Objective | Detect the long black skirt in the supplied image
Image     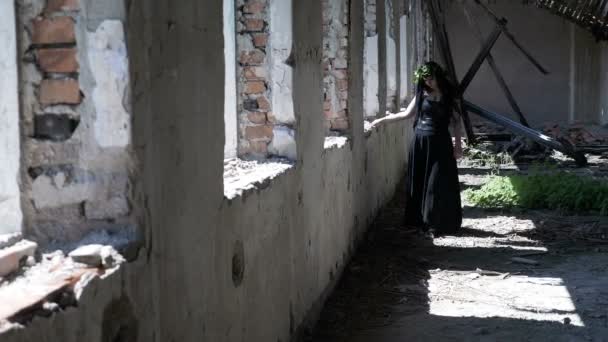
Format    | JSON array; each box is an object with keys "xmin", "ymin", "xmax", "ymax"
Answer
[{"xmin": 404, "ymin": 132, "xmax": 462, "ymax": 234}]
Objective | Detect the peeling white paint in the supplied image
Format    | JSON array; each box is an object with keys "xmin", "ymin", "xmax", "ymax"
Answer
[
  {"xmin": 0, "ymin": 1, "xmax": 22, "ymax": 234},
  {"xmin": 32, "ymin": 174, "xmax": 94, "ymax": 209},
  {"xmin": 268, "ymin": 125, "xmax": 297, "ymax": 160},
  {"xmin": 364, "ymin": 35, "xmax": 379, "ymax": 118},
  {"xmin": 88, "ymin": 20, "xmax": 131, "ymax": 148},
  {"xmin": 224, "ymin": 0, "xmax": 238, "ymax": 158},
  {"xmin": 270, "ymin": 0, "xmax": 295, "ymax": 125}
]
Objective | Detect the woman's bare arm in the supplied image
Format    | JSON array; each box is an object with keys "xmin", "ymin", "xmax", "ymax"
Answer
[{"xmin": 371, "ymin": 96, "xmax": 417, "ymax": 126}]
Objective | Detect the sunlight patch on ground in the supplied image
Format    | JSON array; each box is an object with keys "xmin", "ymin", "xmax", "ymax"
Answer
[{"xmin": 428, "ymin": 271, "xmax": 584, "ymax": 327}]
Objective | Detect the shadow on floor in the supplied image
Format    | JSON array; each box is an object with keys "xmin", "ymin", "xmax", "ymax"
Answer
[{"xmin": 307, "ymin": 177, "xmax": 608, "ymax": 342}]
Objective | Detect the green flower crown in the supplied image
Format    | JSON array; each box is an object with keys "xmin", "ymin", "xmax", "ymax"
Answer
[{"xmin": 413, "ymin": 65, "xmax": 433, "ymax": 84}]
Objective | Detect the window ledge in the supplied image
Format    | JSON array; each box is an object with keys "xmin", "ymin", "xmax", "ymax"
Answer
[
  {"xmin": 324, "ymin": 136, "xmax": 349, "ymax": 150},
  {"xmin": 224, "ymin": 158, "xmax": 295, "ymax": 200}
]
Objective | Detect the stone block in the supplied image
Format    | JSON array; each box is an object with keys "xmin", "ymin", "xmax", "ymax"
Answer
[
  {"xmin": 32, "ymin": 17, "xmax": 76, "ymax": 45},
  {"xmin": 39, "ymin": 79, "xmax": 81, "ymax": 106},
  {"xmin": 34, "ymin": 114, "xmax": 79, "ymax": 141},
  {"xmin": 69, "ymin": 244, "xmax": 123, "ymax": 268},
  {"xmin": 0, "ymin": 240, "xmax": 38, "ymax": 277},
  {"xmin": 37, "ymin": 48, "xmax": 79, "ymax": 73}
]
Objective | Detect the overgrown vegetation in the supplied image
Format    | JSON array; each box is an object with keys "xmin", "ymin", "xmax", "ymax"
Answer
[
  {"xmin": 464, "ymin": 171, "xmax": 608, "ymax": 214},
  {"xmin": 463, "ymin": 146, "xmax": 513, "ymax": 167}
]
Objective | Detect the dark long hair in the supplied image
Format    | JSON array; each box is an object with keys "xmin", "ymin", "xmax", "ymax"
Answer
[{"xmin": 414, "ymin": 61, "xmax": 456, "ymax": 114}]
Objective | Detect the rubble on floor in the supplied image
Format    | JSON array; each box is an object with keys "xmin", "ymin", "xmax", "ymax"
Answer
[{"xmin": 464, "ymin": 122, "xmax": 608, "ymax": 166}]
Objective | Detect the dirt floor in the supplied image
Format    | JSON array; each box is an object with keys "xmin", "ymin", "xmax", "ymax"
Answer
[{"xmin": 308, "ymin": 159, "xmax": 608, "ymax": 342}]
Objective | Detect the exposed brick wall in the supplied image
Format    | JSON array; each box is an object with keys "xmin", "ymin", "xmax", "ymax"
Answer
[
  {"xmin": 322, "ymin": 0, "xmax": 350, "ymax": 134},
  {"xmin": 17, "ymin": 0, "xmax": 134, "ymax": 244},
  {"xmin": 365, "ymin": 0, "xmax": 377, "ymax": 38},
  {"xmin": 236, "ymin": 0, "xmax": 273, "ymax": 158}
]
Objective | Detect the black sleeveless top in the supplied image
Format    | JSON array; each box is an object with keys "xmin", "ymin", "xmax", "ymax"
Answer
[{"xmin": 415, "ymin": 95, "xmax": 452, "ymax": 136}]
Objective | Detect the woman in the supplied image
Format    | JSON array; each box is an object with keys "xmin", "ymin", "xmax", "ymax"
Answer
[{"xmin": 371, "ymin": 61, "xmax": 463, "ymax": 237}]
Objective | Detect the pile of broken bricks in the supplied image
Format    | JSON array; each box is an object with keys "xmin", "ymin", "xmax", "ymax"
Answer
[{"xmin": 0, "ymin": 233, "xmax": 125, "ymax": 330}]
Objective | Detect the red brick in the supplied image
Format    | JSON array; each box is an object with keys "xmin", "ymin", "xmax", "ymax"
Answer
[
  {"xmin": 239, "ymin": 50, "xmax": 265, "ymax": 65},
  {"xmin": 257, "ymin": 96, "xmax": 270, "ymax": 111},
  {"xmin": 252, "ymin": 33, "xmax": 268, "ymax": 48},
  {"xmin": 32, "ymin": 17, "xmax": 76, "ymax": 45},
  {"xmin": 244, "ymin": 19, "xmax": 264, "ymax": 31},
  {"xmin": 243, "ymin": 66, "xmax": 266, "ymax": 80},
  {"xmin": 39, "ymin": 79, "xmax": 81, "ymax": 105},
  {"xmin": 331, "ymin": 117, "xmax": 349, "ymax": 131},
  {"xmin": 244, "ymin": 1, "xmax": 266, "ymax": 14},
  {"xmin": 249, "ymin": 141, "xmax": 268, "ymax": 154},
  {"xmin": 245, "ymin": 81, "xmax": 266, "ymax": 94},
  {"xmin": 245, "ymin": 125, "xmax": 273, "ymax": 140},
  {"xmin": 337, "ymin": 79, "xmax": 348, "ymax": 91},
  {"xmin": 331, "ymin": 69, "xmax": 347, "ymax": 80},
  {"xmin": 267, "ymin": 112, "xmax": 276, "ymax": 124},
  {"xmin": 247, "ymin": 112, "xmax": 267, "ymax": 124},
  {"xmin": 45, "ymin": 0, "xmax": 80, "ymax": 12},
  {"xmin": 37, "ymin": 48, "xmax": 79, "ymax": 73}
]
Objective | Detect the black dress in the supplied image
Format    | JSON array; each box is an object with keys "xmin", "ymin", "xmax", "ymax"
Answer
[{"xmin": 404, "ymin": 95, "xmax": 462, "ymax": 234}]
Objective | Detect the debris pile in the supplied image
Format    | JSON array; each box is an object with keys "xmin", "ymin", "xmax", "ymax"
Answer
[{"xmin": 543, "ymin": 124, "xmax": 608, "ymax": 147}]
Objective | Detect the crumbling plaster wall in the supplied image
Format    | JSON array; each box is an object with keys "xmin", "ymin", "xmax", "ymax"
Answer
[
  {"xmin": 385, "ymin": 0, "xmax": 398, "ymax": 113},
  {"xmin": 2, "ymin": 0, "xmax": 412, "ymax": 341},
  {"xmin": 322, "ymin": 0, "xmax": 350, "ymax": 133},
  {"xmin": 17, "ymin": 0, "xmax": 134, "ymax": 244},
  {"xmin": 363, "ymin": 0, "xmax": 380, "ymax": 118},
  {"xmin": 0, "ymin": 1, "xmax": 22, "ymax": 235},
  {"xmin": 445, "ymin": 0, "xmax": 605, "ymax": 126}
]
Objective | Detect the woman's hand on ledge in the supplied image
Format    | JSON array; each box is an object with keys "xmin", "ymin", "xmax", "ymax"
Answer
[{"xmin": 370, "ymin": 117, "xmax": 386, "ymax": 129}]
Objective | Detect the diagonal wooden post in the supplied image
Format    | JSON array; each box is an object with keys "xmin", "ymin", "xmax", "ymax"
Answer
[
  {"xmin": 428, "ymin": 0, "xmax": 476, "ymax": 144},
  {"xmin": 457, "ymin": 21, "xmax": 504, "ymax": 94},
  {"xmin": 474, "ymin": 0, "xmax": 550, "ymax": 75},
  {"xmin": 462, "ymin": 1, "xmax": 531, "ymax": 127}
]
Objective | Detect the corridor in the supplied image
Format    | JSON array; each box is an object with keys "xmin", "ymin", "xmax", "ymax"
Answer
[{"xmin": 310, "ymin": 166, "xmax": 608, "ymax": 341}]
